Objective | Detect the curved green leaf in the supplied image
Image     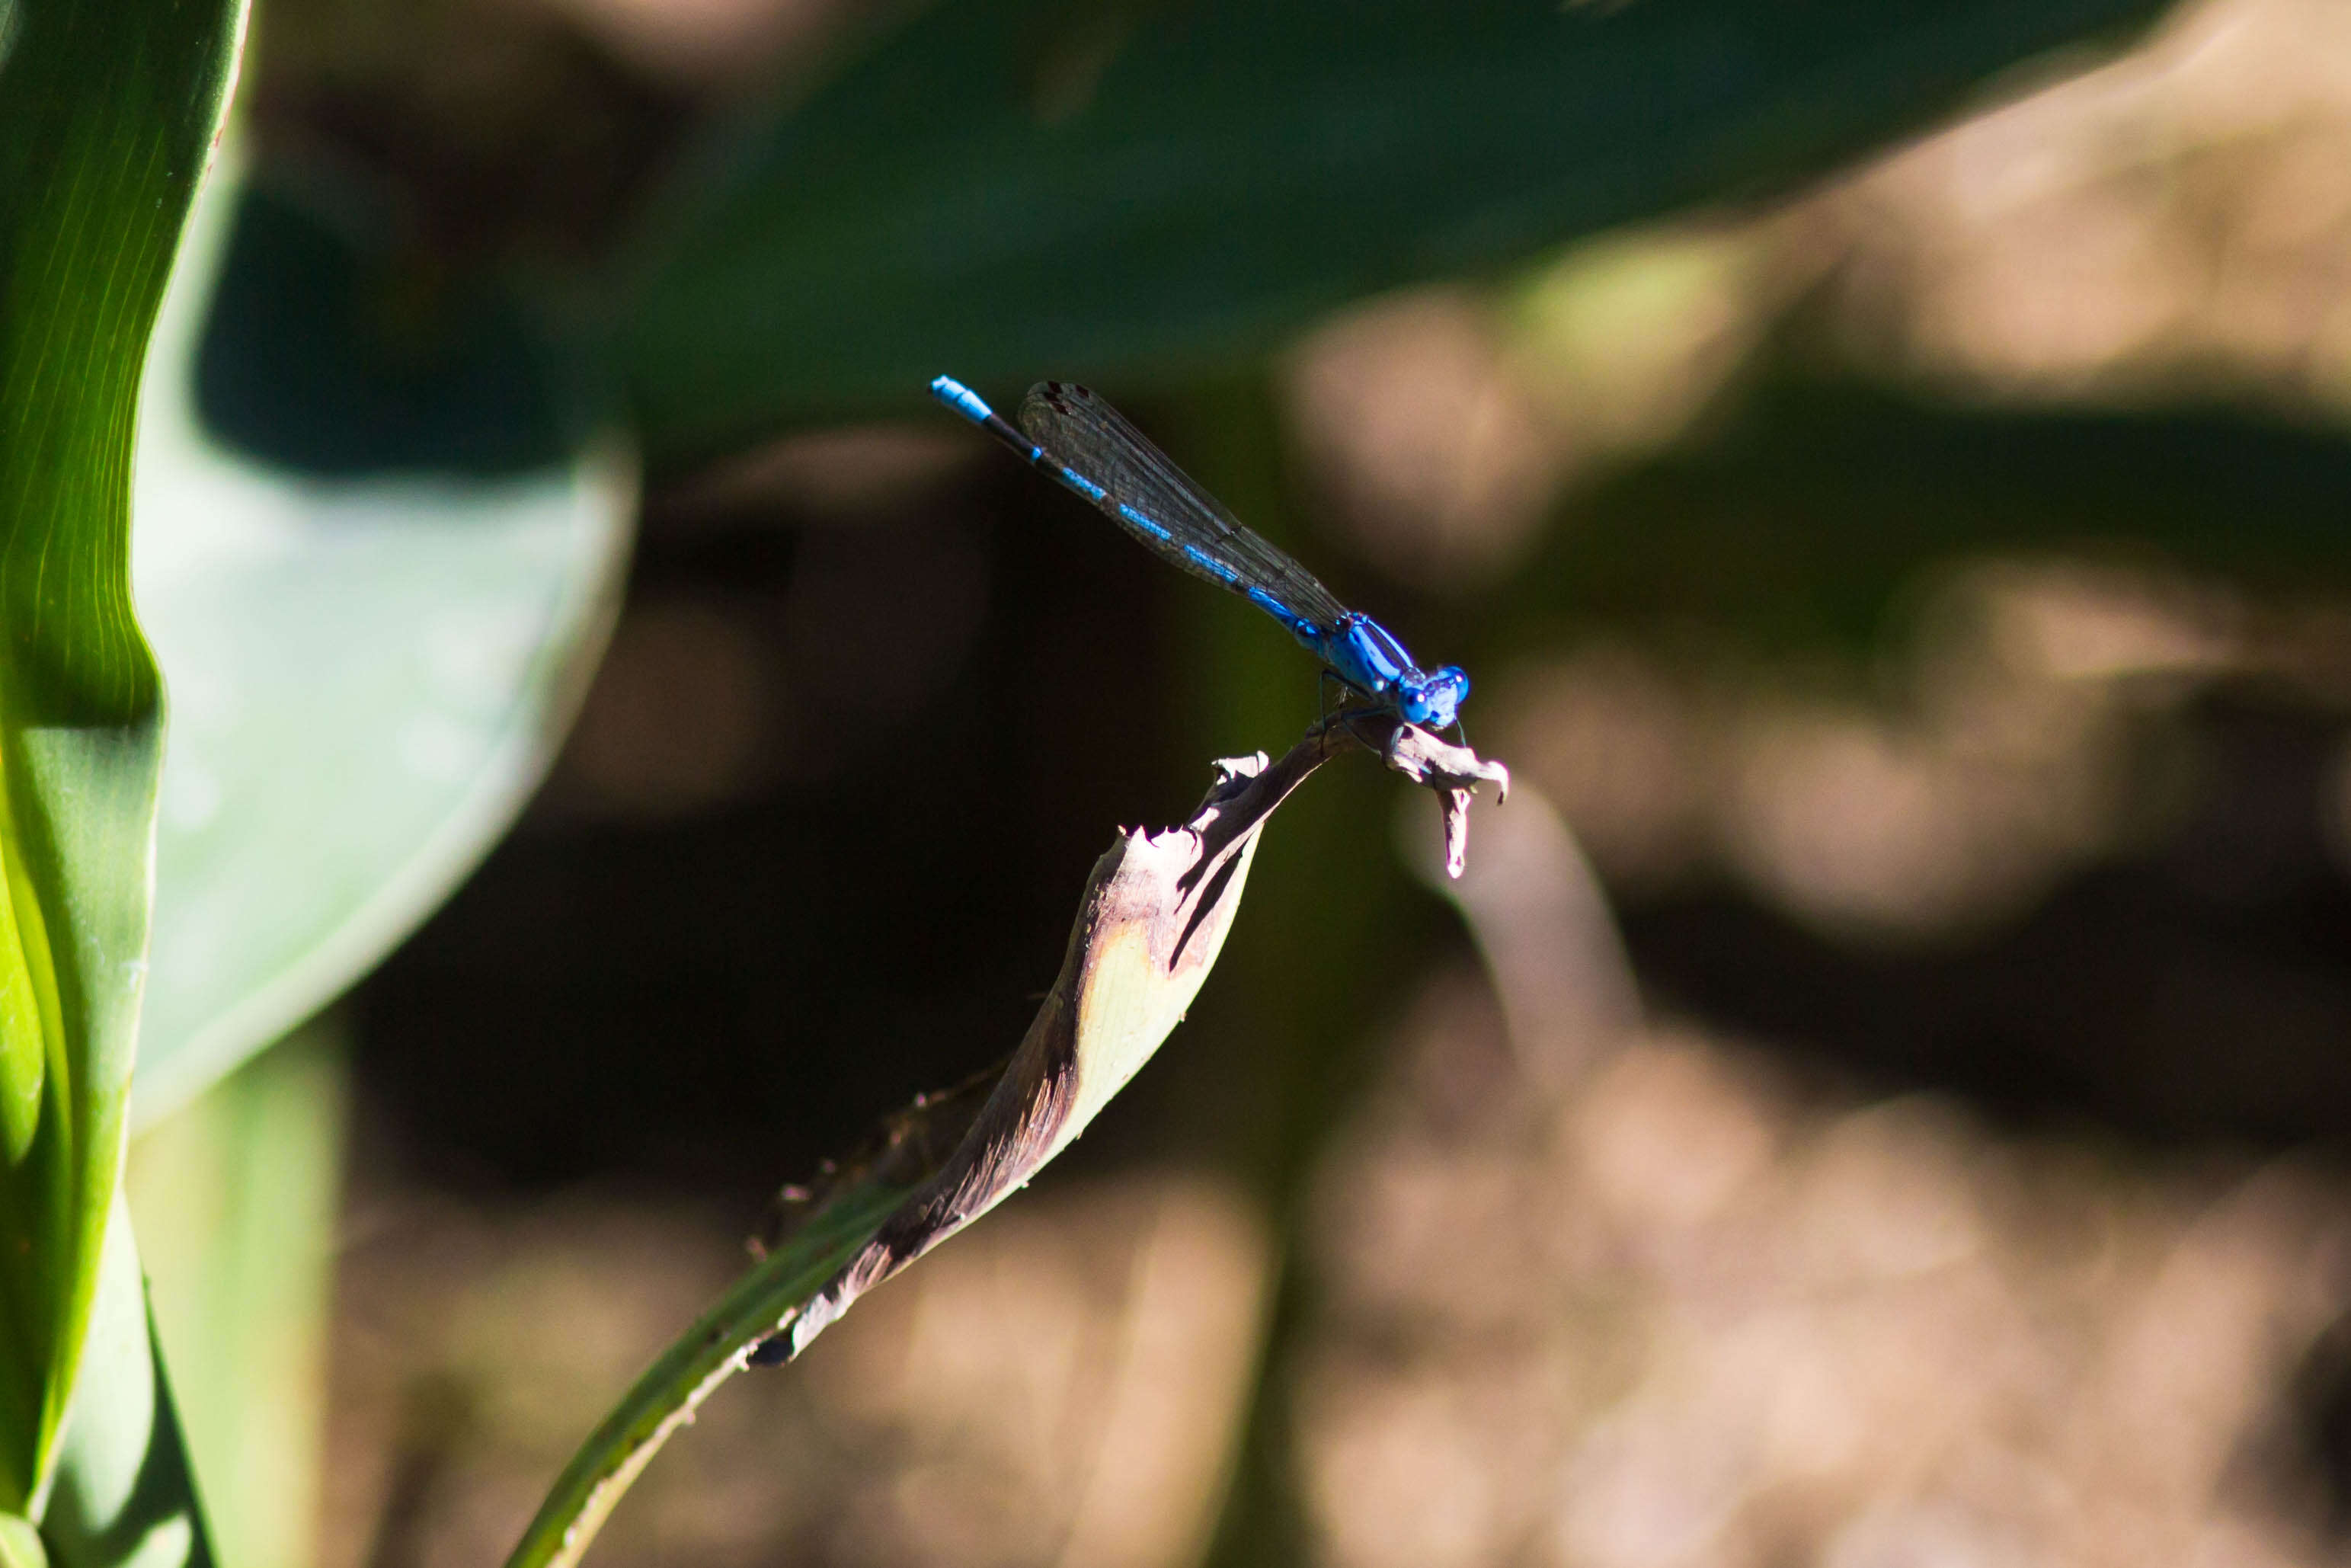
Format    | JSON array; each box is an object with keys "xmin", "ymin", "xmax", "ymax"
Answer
[
  {"xmin": 504, "ymin": 1178, "xmax": 908, "ymax": 1568},
  {"xmin": 37, "ymin": 1198, "xmax": 213, "ymax": 1568},
  {"xmin": 0, "ymin": 0, "xmax": 243, "ymax": 1509},
  {"xmin": 126, "ymin": 166, "xmax": 632, "ymax": 1126},
  {"xmin": 621, "ymin": 0, "xmax": 2166, "ymax": 463}
]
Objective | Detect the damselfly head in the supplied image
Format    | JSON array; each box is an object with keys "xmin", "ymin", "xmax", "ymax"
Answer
[{"xmin": 1400, "ymin": 666, "xmax": 1470, "ymax": 731}]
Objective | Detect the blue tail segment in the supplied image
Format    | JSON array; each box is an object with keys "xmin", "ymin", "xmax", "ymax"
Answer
[
  {"xmin": 931, "ymin": 374, "xmax": 1469, "ymax": 732},
  {"xmin": 931, "ymin": 375, "xmax": 1041, "ymax": 462},
  {"xmin": 931, "ymin": 375, "xmax": 999, "ymax": 429}
]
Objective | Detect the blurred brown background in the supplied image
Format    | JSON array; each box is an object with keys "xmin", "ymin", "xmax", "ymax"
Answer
[{"xmin": 133, "ymin": 0, "xmax": 2351, "ymax": 1564}]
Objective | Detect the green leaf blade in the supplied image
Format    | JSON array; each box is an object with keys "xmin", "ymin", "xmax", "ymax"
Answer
[
  {"xmin": 622, "ymin": 0, "xmax": 2167, "ymax": 463},
  {"xmin": 0, "ymin": 0, "xmax": 245, "ymax": 1511}
]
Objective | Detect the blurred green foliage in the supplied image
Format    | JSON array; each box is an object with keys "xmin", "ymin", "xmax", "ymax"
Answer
[
  {"xmin": 1526, "ymin": 383, "xmax": 2351, "ymax": 654},
  {"xmin": 619, "ymin": 0, "xmax": 2168, "ymax": 461},
  {"xmin": 127, "ymin": 1022, "xmax": 345, "ymax": 1568}
]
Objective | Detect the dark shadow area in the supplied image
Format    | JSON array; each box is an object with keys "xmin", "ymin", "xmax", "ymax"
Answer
[
  {"xmin": 353, "ymin": 459, "xmax": 1184, "ymax": 1194},
  {"xmin": 2285, "ymin": 1310, "xmax": 2351, "ymax": 1543},
  {"xmin": 195, "ymin": 184, "xmax": 574, "ymax": 475}
]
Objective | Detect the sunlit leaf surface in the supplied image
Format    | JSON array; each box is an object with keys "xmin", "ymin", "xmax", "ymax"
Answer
[{"xmin": 0, "ymin": 0, "xmax": 241, "ymax": 1520}]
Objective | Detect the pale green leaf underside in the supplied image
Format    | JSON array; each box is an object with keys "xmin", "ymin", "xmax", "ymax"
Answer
[{"xmin": 126, "ymin": 156, "xmax": 634, "ymax": 1128}]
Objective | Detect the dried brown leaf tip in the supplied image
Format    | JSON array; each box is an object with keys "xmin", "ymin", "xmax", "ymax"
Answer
[
  {"xmin": 1366, "ymin": 718, "xmax": 1511, "ymax": 878},
  {"xmin": 747, "ymin": 716, "xmax": 1506, "ymax": 1365}
]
